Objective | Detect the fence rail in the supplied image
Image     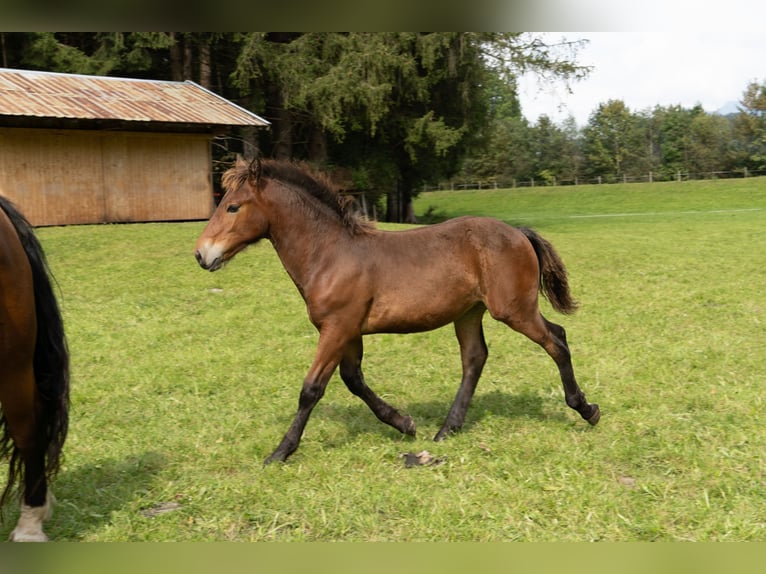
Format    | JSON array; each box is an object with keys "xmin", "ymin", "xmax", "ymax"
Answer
[{"xmin": 426, "ymin": 168, "xmax": 766, "ymax": 192}]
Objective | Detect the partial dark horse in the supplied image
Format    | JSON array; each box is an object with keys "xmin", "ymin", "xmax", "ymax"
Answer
[
  {"xmin": 0, "ymin": 196, "xmax": 69, "ymax": 541},
  {"xmin": 195, "ymin": 158, "xmax": 599, "ymax": 464}
]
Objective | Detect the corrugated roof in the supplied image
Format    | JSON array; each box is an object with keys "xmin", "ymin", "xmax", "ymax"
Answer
[{"xmin": 0, "ymin": 68, "xmax": 269, "ymax": 128}]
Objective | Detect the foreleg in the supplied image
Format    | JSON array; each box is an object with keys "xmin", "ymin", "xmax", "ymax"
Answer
[
  {"xmin": 435, "ymin": 306, "xmax": 488, "ymax": 441},
  {"xmin": 339, "ymin": 337, "xmax": 416, "ymax": 436}
]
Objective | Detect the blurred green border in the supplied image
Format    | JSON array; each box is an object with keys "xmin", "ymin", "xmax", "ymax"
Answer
[
  {"xmin": 1, "ymin": 1, "xmax": 595, "ymax": 32},
  {"xmin": 2, "ymin": 543, "xmax": 765, "ymax": 574}
]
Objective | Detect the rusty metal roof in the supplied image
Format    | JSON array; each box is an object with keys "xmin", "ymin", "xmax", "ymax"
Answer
[{"xmin": 0, "ymin": 68, "xmax": 269, "ymax": 128}]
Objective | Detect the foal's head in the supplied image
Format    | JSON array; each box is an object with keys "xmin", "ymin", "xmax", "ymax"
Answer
[
  {"xmin": 196, "ymin": 157, "xmax": 372, "ymax": 272},
  {"xmin": 195, "ymin": 157, "xmax": 268, "ymax": 272}
]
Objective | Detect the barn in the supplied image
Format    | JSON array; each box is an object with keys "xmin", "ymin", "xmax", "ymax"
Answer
[{"xmin": 0, "ymin": 68, "xmax": 269, "ymax": 226}]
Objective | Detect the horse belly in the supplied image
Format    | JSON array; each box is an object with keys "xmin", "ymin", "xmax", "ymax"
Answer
[{"xmin": 362, "ymin": 273, "xmax": 479, "ymax": 334}]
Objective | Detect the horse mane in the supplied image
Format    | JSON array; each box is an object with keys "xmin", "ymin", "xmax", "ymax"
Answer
[{"xmin": 222, "ymin": 158, "xmax": 373, "ymax": 235}]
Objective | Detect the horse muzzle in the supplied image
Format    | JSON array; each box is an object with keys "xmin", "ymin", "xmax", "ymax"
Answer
[{"xmin": 194, "ymin": 243, "xmax": 224, "ymax": 272}]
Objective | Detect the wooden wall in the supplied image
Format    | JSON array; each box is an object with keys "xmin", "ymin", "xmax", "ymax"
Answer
[{"xmin": 0, "ymin": 128, "xmax": 214, "ymax": 226}]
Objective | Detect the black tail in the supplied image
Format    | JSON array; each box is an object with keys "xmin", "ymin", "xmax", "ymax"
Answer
[
  {"xmin": 519, "ymin": 227, "xmax": 579, "ymax": 315},
  {"xmin": 0, "ymin": 197, "xmax": 70, "ymax": 507}
]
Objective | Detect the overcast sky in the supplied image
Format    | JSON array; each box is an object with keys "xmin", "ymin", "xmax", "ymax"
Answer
[{"xmin": 517, "ymin": 32, "xmax": 764, "ymax": 127}]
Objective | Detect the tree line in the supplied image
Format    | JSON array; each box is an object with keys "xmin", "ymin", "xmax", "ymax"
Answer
[
  {"xmin": 461, "ymin": 85, "xmax": 766, "ymax": 187},
  {"xmin": 2, "ymin": 33, "xmax": 764, "ymax": 221}
]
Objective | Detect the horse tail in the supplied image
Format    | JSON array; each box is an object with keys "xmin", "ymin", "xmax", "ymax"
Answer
[
  {"xmin": 0, "ymin": 197, "xmax": 69, "ymax": 507},
  {"xmin": 519, "ymin": 227, "xmax": 579, "ymax": 315}
]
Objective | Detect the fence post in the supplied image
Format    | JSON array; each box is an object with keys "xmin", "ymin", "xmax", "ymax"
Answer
[{"xmin": 649, "ymin": 171, "xmax": 653, "ymax": 183}]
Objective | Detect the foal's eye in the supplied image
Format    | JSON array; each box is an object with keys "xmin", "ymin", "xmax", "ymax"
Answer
[{"xmin": 226, "ymin": 204, "xmax": 240, "ymax": 214}]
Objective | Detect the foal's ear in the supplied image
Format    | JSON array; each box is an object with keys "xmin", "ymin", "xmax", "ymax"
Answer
[{"xmin": 247, "ymin": 157, "xmax": 262, "ymax": 185}]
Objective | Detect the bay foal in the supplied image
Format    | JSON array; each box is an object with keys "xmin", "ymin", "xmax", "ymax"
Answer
[{"xmin": 195, "ymin": 158, "xmax": 599, "ymax": 464}]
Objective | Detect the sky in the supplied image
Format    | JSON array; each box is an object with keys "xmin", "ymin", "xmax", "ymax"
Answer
[{"xmin": 517, "ymin": 32, "xmax": 765, "ymax": 127}]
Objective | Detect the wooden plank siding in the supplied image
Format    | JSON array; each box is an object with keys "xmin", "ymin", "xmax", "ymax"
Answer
[{"xmin": 0, "ymin": 128, "xmax": 214, "ymax": 226}]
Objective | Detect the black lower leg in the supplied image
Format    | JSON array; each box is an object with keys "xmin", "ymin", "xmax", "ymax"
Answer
[
  {"xmin": 435, "ymin": 311, "xmax": 488, "ymax": 441},
  {"xmin": 434, "ymin": 377, "xmax": 481, "ymax": 441},
  {"xmin": 264, "ymin": 379, "xmax": 326, "ymax": 465},
  {"xmin": 545, "ymin": 319, "xmax": 600, "ymax": 425},
  {"xmin": 23, "ymin": 449, "xmax": 47, "ymax": 507},
  {"xmin": 562, "ymin": 368, "xmax": 600, "ymax": 425},
  {"xmin": 340, "ymin": 359, "xmax": 416, "ymax": 436}
]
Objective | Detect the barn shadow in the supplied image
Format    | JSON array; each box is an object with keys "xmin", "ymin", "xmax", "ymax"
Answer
[{"xmin": 6, "ymin": 451, "xmax": 168, "ymax": 541}]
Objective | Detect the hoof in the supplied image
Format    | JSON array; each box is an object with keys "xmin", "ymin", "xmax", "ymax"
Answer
[
  {"xmin": 402, "ymin": 415, "xmax": 417, "ymax": 437},
  {"xmin": 9, "ymin": 499, "xmax": 52, "ymax": 542},
  {"xmin": 9, "ymin": 529, "xmax": 48, "ymax": 542},
  {"xmin": 263, "ymin": 452, "xmax": 287, "ymax": 466},
  {"xmin": 433, "ymin": 426, "xmax": 458, "ymax": 442},
  {"xmin": 586, "ymin": 404, "xmax": 601, "ymax": 426}
]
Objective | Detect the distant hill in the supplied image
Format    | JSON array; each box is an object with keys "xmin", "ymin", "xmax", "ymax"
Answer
[{"xmin": 714, "ymin": 101, "xmax": 740, "ymax": 116}]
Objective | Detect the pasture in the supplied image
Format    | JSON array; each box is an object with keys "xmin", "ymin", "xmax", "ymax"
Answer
[{"xmin": 2, "ymin": 177, "xmax": 765, "ymax": 541}]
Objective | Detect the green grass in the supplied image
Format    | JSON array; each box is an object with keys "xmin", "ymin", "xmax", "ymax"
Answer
[
  {"xmin": 2, "ymin": 177, "xmax": 765, "ymax": 541},
  {"xmin": 418, "ymin": 177, "xmax": 766, "ymax": 232}
]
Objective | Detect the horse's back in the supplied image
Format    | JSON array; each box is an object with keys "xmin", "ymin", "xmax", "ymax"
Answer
[
  {"xmin": 378, "ymin": 216, "xmax": 536, "ymax": 274},
  {"xmin": 376, "ymin": 215, "xmax": 525, "ymax": 250}
]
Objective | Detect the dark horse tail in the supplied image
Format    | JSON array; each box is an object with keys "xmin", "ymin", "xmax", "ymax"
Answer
[
  {"xmin": 519, "ymin": 227, "xmax": 579, "ymax": 315},
  {"xmin": 0, "ymin": 197, "xmax": 69, "ymax": 507}
]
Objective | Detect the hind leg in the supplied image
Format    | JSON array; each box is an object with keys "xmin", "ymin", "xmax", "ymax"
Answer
[
  {"xmin": 542, "ymin": 318, "xmax": 600, "ymax": 424},
  {"xmin": 339, "ymin": 337, "xmax": 416, "ymax": 436},
  {"xmin": 12, "ymin": 441, "xmax": 51, "ymax": 542},
  {"xmin": 540, "ymin": 315, "xmax": 601, "ymax": 425},
  {"xmin": 498, "ymin": 310, "xmax": 600, "ymax": 425},
  {"xmin": 2, "ymin": 366, "xmax": 52, "ymax": 542},
  {"xmin": 435, "ymin": 306, "xmax": 488, "ymax": 441}
]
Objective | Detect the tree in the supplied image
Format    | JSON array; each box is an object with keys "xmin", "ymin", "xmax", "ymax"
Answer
[
  {"xmin": 2, "ymin": 32, "xmax": 238, "ymax": 91},
  {"xmin": 457, "ymin": 68, "xmax": 531, "ymax": 183},
  {"xmin": 656, "ymin": 104, "xmax": 696, "ymax": 178},
  {"xmin": 582, "ymin": 99, "xmax": 641, "ymax": 181},
  {"xmin": 232, "ymin": 32, "xmax": 590, "ymax": 221},
  {"xmin": 4, "ymin": 33, "xmax": 172, "ymax": 77},
  {"xmin": 733, "ymin": 80, "xmax": 766, "ymax": 171},
  {"xmin": 529, "ymin": 115, "xmax": 582, "ymax": 184},
  {"xmin": 231, "ymin": 33, "xmax": 483, "ymax": 220},
  {"xmin": 687, "ymin": 112, "xmax": 734, "ymax": 175}
]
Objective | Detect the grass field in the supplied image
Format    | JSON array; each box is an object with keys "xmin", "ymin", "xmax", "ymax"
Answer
[{"xmin": 3, "ymin": 177, "xmax": 765, "ymax": 541}]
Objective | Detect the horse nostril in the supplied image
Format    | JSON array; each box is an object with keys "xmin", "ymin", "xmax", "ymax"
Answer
[{"xmin": 194, "ymin": 250, "xmax": 204, "ymax": 266}]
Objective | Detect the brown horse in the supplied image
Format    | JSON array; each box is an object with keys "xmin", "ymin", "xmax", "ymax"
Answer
[
  {"xmin": 0, "ymin": 196, "xmax": 69, "ymax": 541},
  {"xmin": 195, "ymin": 158, "xmax": 599, "ymax": 465}
]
